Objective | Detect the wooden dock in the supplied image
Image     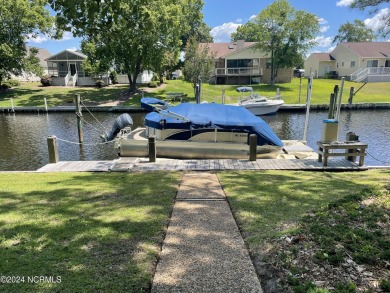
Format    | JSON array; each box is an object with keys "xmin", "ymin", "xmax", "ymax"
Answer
[{"xmin": 36, "ymin": 157, "xmax": 367, "ymax": 172}]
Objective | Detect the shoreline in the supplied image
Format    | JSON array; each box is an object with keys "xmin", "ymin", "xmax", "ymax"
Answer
[{"xmin": 1, "ymin": 102, "xmax": 390, "ymax": 113}]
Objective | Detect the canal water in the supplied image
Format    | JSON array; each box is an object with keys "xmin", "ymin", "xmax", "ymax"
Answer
[{"xmin": 0, "ymin": 109, "xmax": 389, "ymax": 171}]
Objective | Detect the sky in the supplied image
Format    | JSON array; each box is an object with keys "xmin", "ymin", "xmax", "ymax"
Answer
[{"xmin": 27, "ymin": 0, "xmax": 389, "ymax": 56}]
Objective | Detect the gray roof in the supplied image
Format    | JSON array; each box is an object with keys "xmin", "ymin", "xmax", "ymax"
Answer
[
  {"xmin": 339, "ymin": 42, "xmax": 390, "ymax": 58},
  {"xmin": 45, "ymin": 49, "xmax": 87, "ymax": 61}
]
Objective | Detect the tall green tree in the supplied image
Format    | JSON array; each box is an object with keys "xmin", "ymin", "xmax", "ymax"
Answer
[
  {"xmin": 350, "ymin": 0, "xmax": 390, "ymax": 37},
  {"xmin": 183, "ymin": 36, "xmax": 214, "ymax": 94},
  {"xmin": 0, "ymin": 0, "xmax": 54, "ymax": 86},
  {"xmin": 231, "ymin": 0, "xmax": 319, "ymax": 85},
  {"xmin": 50, "ymin": 0, "xmax": 209, "ymax": 92},
  {"xmin": 333, "ymin": 20, "xmax": 376, "ymax": 44}
]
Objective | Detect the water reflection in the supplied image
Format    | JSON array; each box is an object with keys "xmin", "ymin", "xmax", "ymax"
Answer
[{"xmin": 0, "ymin": 109, "xmax": 389, "ymax": 171}]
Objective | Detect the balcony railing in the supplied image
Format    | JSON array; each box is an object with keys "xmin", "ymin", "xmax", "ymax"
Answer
[{"xmin": 215, "ymin": 67, "xmax": 262, "ymax": 76}]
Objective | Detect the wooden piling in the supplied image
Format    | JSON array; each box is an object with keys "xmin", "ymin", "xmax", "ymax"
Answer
[
  {"xmin": 148, "ymin": 136, "xmax": 156, "ymax": 162},
  {"xmin": 47, "ymin": 136, "xmax": 59, "ymax": 163},
  {"xmin": 75, "ymin": 94, "xmax": 83, "ymax": 143},
  {"xmin": 249, "ymin": 134, "xmax": 257, "ymax": 161}
]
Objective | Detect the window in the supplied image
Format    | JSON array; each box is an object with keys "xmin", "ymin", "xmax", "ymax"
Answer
[
  {"xmin": 351, "ymin": 61, "xmax": 356, "ymax": 68},
  {"xmin": 342, "ymin": 62, "xmax": 345, "ymax": 67},
  {"xmin": 227, "ymin": 59, "xmax": 257, "ymax": 68},
  {"xmin": 367, "ymin": 60, "xmax": 378, "ymax": 67}
]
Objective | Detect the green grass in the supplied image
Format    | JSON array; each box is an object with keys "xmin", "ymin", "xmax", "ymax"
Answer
[
  {"xmin": 1, "ymin": 78, "xmax": 390, "ymax": 108},
  {"xmin": 0, "ymin": 82, "xmax": 131, "ymax": 107},
  {"xmin": 0, "ymin": 172, "xmax": 180, "ymax": 292},
  {"xmin": 218, "ymin": 170, "xmax": 390, "ymax": 292},
  {"xmin": 126, "ymin": 78, "xmax": 390, "ymax": 105}
]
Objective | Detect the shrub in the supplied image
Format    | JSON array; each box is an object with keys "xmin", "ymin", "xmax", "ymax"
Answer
[
  {"xmin": 148, "ymin": 81, "xmax": 158, "ymax": 88},
  {"xmin": 151, "ymin": 73, "xmax": 159, "ymax": 81},
  {"xmin": 0, "ymin": 83, "xmax": 11, "ymax": 90},
  {"xmin": 5, "ymin": 79, "xmax": 20, "ymax": 87},
  {"xmin": 109, "ymin": 71, "xmax": 118, "ymax": 84},
  {"xmin": 40, "ymin": 75, "xmax": 52, "ymax": 86},
  {"xmin": 95, "ymin": 79, "xmax": 105, "ymax": 88}
]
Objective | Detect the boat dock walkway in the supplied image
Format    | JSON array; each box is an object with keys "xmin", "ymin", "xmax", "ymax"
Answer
[{"xmin": 37, "ymin": 157, "xmax": 367, "ymax": 172}]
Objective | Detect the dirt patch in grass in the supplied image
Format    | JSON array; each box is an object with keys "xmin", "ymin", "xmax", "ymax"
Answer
[{"xmin": 256, "ymin": 186, "xmax": 390, "ymax": 293}]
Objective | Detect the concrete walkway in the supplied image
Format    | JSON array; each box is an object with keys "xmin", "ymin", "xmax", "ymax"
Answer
[{"xmin": 151, "ymin": 172, "xmax": 263, "ymax": 293}]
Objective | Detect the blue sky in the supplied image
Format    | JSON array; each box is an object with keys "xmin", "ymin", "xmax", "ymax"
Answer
[{"xmin": 27, "ymin": 0, "xmax": 389, "ymax": 55}]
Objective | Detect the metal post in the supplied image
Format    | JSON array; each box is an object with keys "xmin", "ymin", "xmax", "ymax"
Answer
[
  {"xmin": 222, "ymin": 89, "xmax": 225, "ymax": 104},
  {"xmin": 303, "ymin": 74, "xmax": 313, "ymax": 141},
  {"xmin": 276, "ymin": 88, "xmax": 280, "ymax": 99},
  {"xmin": 249, "ymin": 134, "xmax": 257, "ymax": 161},
  {"xmin": 44, "ymin": 97, "xmax": 48, "ymax": 112},
  {"xmin": 47, "ymin": 136, "xmax": 59, "ymax": 163},
  {"xmin": 298, "ymin": 75, "xmax": 302, "ymax": 103},
  {"xmin": 148, "ymin": 136, "xmax": 156, "ymax": 162},
  {"xmin": 10, "ymin": 98, "xmax": 15, "ymax": 112},
  {"xmin": 75, "ymin": 94, "xmax": 83, "ymax": 143}
]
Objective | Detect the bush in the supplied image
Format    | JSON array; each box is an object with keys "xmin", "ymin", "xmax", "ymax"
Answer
[
  {"xmin": 148, "ymin": 81, "xmax": 158, "ymax": 88},
  {"xmin": 0, "ymin": 83, "xmax": 11, "ymax": 90},
  {"xmin": 95, "ymin": 79, "xmax": 105, "ymax": 88},
  {"xmin": 40, "ymin": 75, "xmax": 52, "ymax": 86},
  {"xmin": 151, "ymin": 74, "xmax": 159, "ymax": 82},
  {"xmin": 5, "ymin": 79, "xmax": 20, "ymax": 87},
  {"xmin": 109, "ymin": 71, "xmax": 118, "ymax": 84}
]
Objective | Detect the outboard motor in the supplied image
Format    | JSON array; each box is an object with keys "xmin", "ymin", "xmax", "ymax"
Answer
[{"xmin": 104, "ymin": 113, "xmax": 133, "ymax": 141}]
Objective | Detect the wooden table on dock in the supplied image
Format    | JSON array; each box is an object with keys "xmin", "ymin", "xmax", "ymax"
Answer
[{"xmin": 317, "ymin": 141, "xmax": 367, "ymax": 166}]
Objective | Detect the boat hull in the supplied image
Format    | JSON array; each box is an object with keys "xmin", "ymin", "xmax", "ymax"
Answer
[
  {"xmin": 117, "ymin": 139, "xmax": 281, "ymax": 159},
  {"xmin": 241, "ymin": 101, "xmax": 284, "ymax": 116}
]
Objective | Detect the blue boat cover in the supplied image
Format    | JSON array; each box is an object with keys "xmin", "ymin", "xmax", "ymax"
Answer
[
  {"xmin": 145, "ymin": 103, "xmax": 283, "ymax": 146},
  {"xmin": 141, "ymin": 97, "xmax": 169, "ymax": 112}
]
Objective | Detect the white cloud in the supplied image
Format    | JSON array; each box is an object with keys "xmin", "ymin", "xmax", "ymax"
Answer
[
  {"xmin": 59, "ymin": 31, "xmax": 74, "ymax": 41},
  {"xmin": 314, "ymin": 35, "xmax": 333, "ymax": 47},
  {"xmin": 249, "ymin": 15, "xmax": 257, "ymax": 21},
  {"xmin": 235, "ymin": 18, "xmax": 243, "ymax": 23},
  {"xmin": 211, "ymin": 22, "xmax": 241, "ymax": 43},
  {"xmin": 318, "ymin": 18, "xmax": 328, "ymax": 25},
  {"xmin": 336, "ymin": 0, "xmax": 354, "ymax": 7},
  {"xmin": 320, "ymin": 26, "xmax": 330, "ymax": 33},
  {"xmin": 26, "ymin": 34, "xmax": 49, "ymax": 44},
  {"xmin": 364, "ymin": 8, "xmax": 390, "ymax": 31}
]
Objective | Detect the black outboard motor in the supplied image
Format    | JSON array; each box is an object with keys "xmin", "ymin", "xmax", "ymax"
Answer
[{"xmin": 105, "ymin": 113, "xmax": 133, "ymax": 141}]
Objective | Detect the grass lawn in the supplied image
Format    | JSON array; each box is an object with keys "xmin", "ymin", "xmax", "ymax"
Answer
[
  {"xmin": 218, "ymin": 170, "xmax": 390, "ymax": 292},
  {"xmin": 0, "ymin": 82, "xmax": 131, "ymax": 108},
  {"xmin": 125, "ymin": 78, "xmax": 390, "ymax": 106},
  {"xmin": 1, "ymin": 78, "xmax": 389, "ymax": 108},
  {"xmin": 0, "ymin": 172, "xmax": 180, "ymax": 292}
]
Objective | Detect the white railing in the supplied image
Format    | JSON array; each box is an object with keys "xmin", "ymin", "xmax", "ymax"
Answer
[
  {"xmin": 215, "ymin": 67, "xmax": 262, "ymax": 76},
  {"xmin": 72, "ymin": 72, "xmax": 78, "ymax": 87},
  {"xmin": 351, "ymin": 67, "xmax": 390, "ymax": 82},
  {"xmin": 64, "ymin": 72, "xmax": 70, "ymax": 86}
]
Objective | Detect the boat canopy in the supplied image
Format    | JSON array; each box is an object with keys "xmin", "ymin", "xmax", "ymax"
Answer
[
  {"xmin": 140, "ymin": 97, "xmax": 169, "ymax": 112},
  {"xmin": 145, "ymin": 103, "xmax": 283, "ymax": 146}
]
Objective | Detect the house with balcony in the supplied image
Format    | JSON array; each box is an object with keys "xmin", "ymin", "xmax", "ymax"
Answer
[
  {"xmin": 45, "ymin": 49, "xmax": 153, "ymax": 87},
  {"xmin": 204, "ymin": 40, "xmax": 293, "ymax": 85},
  {"xmin": 304, "ymin": 42, "xmax": 390, "ymax": 82}
]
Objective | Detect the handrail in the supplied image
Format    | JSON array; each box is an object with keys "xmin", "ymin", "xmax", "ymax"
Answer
[
  {"xmin": 215, "ymin": 67, "xmax": 262, "ymax": 76},
  {"xmin": 72, "ymin": 72, "xmax": 78, "ymax": 87},
  {"xmin": 351, "ymin": 67, "xmax": 390, "ymax": 82},
  {"xmin": 64, "ymin": 72, "xmax": 70, "ymax": 86}
]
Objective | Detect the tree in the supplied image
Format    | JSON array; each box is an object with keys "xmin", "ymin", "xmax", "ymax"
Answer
[
  {"xmin": 50, "ymin": 0, "xmax": 209, "ymax": 92},
  {"xmin": 333, "ymin": 20, "xmax": 376, "ymax": 44},
  {"xmin": 183, "ymin": 36, "xmax": 215, "ymax": 94},
  {"xmin": 0, "ymin": 0, "xmax": 54, "ymax": 86},
  {"xmin": 231, "ymin": 0, "xmax": 319, "ymax": 85},
  {"xmin": 350, "ymin": 0, "xmax": 390, "ymax": 37}
]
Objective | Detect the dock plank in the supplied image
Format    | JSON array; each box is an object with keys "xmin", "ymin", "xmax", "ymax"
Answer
[{"xmin": 37, "ymin": 158, "xmax": 368, "ymax": 172}]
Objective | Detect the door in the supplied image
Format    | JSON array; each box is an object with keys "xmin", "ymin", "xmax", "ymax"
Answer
[{"xmin": 69, "ymin": 63, "xmax": 77, "ymax": 76}]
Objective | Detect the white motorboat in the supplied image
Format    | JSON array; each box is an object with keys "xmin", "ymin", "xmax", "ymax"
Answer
[{"xmin": 236, "ymin": 93, "xmax": 284, "ymax": 116}]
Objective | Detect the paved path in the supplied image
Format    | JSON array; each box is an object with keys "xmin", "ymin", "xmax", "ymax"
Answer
[{"xmin": 151, "ymin": 173, "xmax": 263, "ymax": 293}]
